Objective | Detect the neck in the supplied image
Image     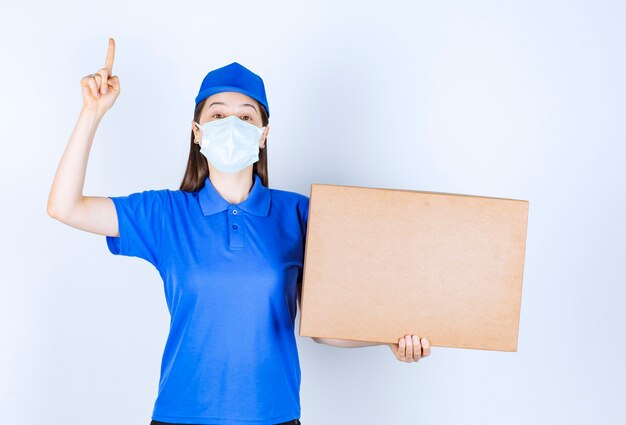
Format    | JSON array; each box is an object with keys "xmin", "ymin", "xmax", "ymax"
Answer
[{"xmin": 208, "ymin": 165, "xmax": 254, "ymax": 205}]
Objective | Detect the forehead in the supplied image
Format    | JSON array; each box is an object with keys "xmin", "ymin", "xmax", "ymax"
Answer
[
  {"xmin": 200, "ymin": 91, "xmax": 260, "ymax": 120},
  {"xmin": 204, "ymin": 91, "xmax": 258, "ymax": 108}
]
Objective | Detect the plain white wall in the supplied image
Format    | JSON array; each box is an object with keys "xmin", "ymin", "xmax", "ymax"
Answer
[{"xmin": 1, "ymin": 1, "xmax": 624, "ymax": 424}]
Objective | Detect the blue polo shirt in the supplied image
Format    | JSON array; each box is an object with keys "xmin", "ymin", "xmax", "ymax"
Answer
[{"xmin": 105, "ymin": 172, "xmax": 309, "ymax": 425}]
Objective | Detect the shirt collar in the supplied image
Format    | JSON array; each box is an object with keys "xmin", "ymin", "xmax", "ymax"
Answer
[{"xmin": 198, "ymin": 172, "xmax": 271, "ymax": 217}]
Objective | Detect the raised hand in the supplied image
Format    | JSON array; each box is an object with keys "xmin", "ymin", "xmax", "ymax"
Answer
[
  {"xmin": 80, "ymin": 37, "xmax": 120, "ymax": 113},
  {"xmin": 388, "ymin": 334, "xmax": 431, "ymax": 363}
]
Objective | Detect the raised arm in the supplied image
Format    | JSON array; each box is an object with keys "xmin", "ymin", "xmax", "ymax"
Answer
[{"xmin": 47, "ymin": 37, "xmax": 121, "ymax": 237}]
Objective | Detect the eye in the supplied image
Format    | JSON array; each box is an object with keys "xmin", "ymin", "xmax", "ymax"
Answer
[
  {"xmin": 242, "ymin": 115, "xmax": 252, "ymax": 121},
  {"xmin": 212, "ymin": 113, "xmax": 224, "ymax": 119}
]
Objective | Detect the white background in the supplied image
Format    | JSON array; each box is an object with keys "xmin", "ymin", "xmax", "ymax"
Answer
[{"xmin": 1, "ymin": 1, "xmax": 625, "ymax": 424}]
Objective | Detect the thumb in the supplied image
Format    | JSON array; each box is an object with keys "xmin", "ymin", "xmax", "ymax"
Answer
[{"xmin": 108, "ymin": 75, "xmax": 120, "ymax": 90}]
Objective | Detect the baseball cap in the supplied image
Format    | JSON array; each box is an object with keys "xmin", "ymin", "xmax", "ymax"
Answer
[{"xmin": 195, "ymin": 62, "xmax": 270, "ymax": 119}]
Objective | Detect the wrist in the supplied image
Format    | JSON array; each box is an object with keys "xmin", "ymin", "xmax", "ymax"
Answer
[{"xmin": 80, "ymin": 105, "xmax": 106, "ymax": 120}]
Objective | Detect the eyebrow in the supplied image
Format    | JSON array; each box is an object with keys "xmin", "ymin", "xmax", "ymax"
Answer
[{"xmin": 208, "ymin": 101, "xmax": 257, "ymax": 113}]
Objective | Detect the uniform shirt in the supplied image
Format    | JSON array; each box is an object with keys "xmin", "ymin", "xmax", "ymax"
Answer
[{"xmin": 105, "ymin": 172, "xmax": 309, "ymax": 425}]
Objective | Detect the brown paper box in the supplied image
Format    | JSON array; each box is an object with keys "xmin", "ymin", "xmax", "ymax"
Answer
[{"xmin": 298, "ymin": 183, "xmax": 529, "ymax": 352}]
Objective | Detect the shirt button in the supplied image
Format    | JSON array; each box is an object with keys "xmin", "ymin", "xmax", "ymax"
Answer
[
  {"xmin": 232, "ymin": 224, "xmax": 238, "ymax": 230},
  {"xmin": 232, "ymin": 209, "xmax": 238, "ymax": 215}
]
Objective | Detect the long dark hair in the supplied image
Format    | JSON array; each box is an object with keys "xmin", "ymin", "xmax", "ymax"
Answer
[{"xmin": 178, "ymin": 97, "xmax": 270, "ymax": 192}]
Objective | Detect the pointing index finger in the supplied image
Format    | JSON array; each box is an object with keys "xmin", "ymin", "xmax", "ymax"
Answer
[{"xmin": 105, "ymin": 37, "xmax": 115, "ymax": 74}]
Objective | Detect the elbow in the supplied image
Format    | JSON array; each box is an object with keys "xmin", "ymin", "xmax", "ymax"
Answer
[
  {"xmin": 47, "ymin": 192, "xmax": 63, "ymax": 219},
  {"xmin": 47, "ymin": 202, "xmax": 70, "ymax": 222},
  {"xmin": 47, "ymin": 202, "xmax": 60, "ymax": 219},
  {"xmin": 47, "ymin": 196, "xmax": 82, "ymax": 221}
]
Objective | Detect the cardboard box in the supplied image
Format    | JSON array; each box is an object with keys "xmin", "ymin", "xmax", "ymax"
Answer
[{"xmin": 298, "ymin": 183, "xmax": 529, "ymax": 352}]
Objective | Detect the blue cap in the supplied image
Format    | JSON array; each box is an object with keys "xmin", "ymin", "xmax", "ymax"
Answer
[{"xmin": 195, "ymin": 62, "xmax": 270, "ymax": 119}]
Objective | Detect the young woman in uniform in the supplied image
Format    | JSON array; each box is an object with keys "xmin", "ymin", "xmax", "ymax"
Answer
[{"xmin": 47, "ymin": 37, "xmax": 431, "ymax": 425}]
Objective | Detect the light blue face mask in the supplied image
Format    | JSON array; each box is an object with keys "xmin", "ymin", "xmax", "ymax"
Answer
[{"xmin": 193, "ymin": 115, "xmax": 265, "ymax": 174}]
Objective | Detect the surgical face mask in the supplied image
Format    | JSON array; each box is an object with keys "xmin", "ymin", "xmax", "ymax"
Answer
[{"xmin": 193, "ymin": 115, "xmax": 265, "ymax": 174}]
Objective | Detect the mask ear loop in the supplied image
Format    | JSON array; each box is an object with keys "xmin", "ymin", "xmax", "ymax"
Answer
[
  {"xmin": 258, "ymin": 126, "xmax": 267, "ymax": 149},
  {"xmin": 193, "ymin": 121, "xmax": 203, "ymax": 146}
]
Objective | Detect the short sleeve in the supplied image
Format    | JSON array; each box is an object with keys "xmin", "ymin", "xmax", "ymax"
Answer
[{"xmin": 105, "ymin": 189, "xmax": 168, "ymax": 268}]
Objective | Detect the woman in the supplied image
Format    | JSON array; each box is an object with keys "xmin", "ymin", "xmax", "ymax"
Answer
[{"xmin": 47, "ymin": 37, "xmax": 431, "ymax": 425}]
